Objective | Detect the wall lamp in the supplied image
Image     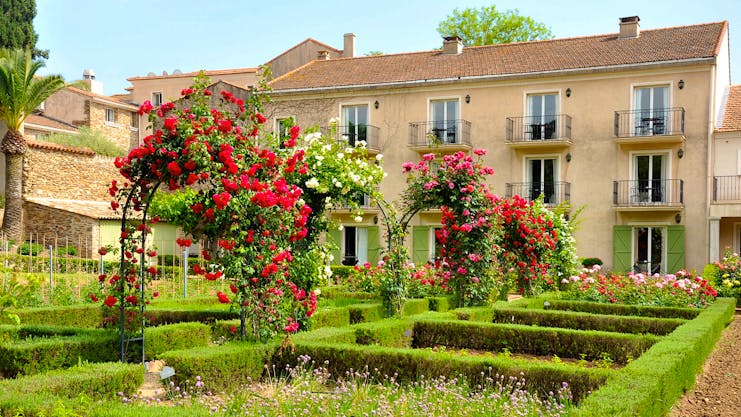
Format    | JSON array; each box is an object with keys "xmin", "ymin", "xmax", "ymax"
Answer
[
  {"xmin": 678, "ymin": 80, "xmax": 685, "ymax": 90},
  {"xmin": 677, "ymin": 148, "xmax": 684, "ymax": 159},
  {"xmin": 566, "ymin": 152, "xmax": 572, "ymax": 162},
  {"xmin": 565, "ymin": 88, "xmax": 572, "ymax": 97},
  {"xmin": 675, "ymin": 213, "xmax": 682, "ymax": 224},
  {"xmin": 373, "ymin": 215, "xmax": 379, "ymax": 224},
  {"xmin": 374, "ymin": 100, "xmax": 379, "ymax": 109},
  {"xmin": 465, "ymin": 94, "xmax": 471, "ymax": 104}
]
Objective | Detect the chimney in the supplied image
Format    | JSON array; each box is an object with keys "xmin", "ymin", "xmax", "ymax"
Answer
[
  {"xmin": 442, "ymin": 36, "xmax": 464, "ymax": 55},
  {"xmin": 619, "ymin": 16, "xmax": 640, "ymax": 39},
  {"xmin": 343, "ymin": 33, "xmax": 356, "ymax": 58},
  {"xmin": 317, "ymin": 50, "xmax": 331, "ymax": 60},
  {"xmin": 81, "ymin": 69, "xmax": 103, "ymax": 94}
]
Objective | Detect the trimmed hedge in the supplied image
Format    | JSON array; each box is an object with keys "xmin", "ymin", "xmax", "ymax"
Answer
[
  {"xmin": 144, "ymin": 322, "xmax": 211, "ymax": 359},
  {"xmin": 427, "ymin": 296, "xmax": 453, "ymax": 312},
  {"xmin": 0, "ymin": 304, "xmax": 102, "ymax": 327},
  {"xmin": 403, "ymin": 298, "xmax": 429, "ymax": 316},
  {"xmin": 349, "ymin": 303, "xmax": 384, "ymax": 324},
  {"xmin": 353, "ymin": 319, "xmax": 415, "ymax": 348},
  {"xmin": 0, "ymin": 362, "xmax": 142, "ymax": 416},
  {"xmin": 309, "ymin": 306, "xmax": 351, "ymax": 329},
  {"xmin": 571, "ymin": 297, "xmax": 736, "ymax": 417},
  {"xmin": 159, "ymin": 341, "xmax": 278, "ymax": 389},
  {"xmin": 548, "ymin": 299, "xmax": 700, "ymax": 319},
  {"xmin": 149, "ymin": 308, "xmax": 236, "ymax": 325},
  {"xmin": 413, "ymin": 320, "xmax": 659, "ymax": 364},
  {"xmin": 292, "ymin": 326, "xmax": 357, "ymax": 344},
  {"xmin": 492, "ymin": 308, "xmax": 686, "ymax": 335},
  {"xmin": 454, "ymin": 306, "xmax": 494, "ymax": 322},
  {"xmin": 275, "ymin": 340, "xmax": 610, "ymax": 403}
]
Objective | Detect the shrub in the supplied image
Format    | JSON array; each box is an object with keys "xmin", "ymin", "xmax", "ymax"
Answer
[
  {"xmin": 308, "ymin": 306, "xmax": 350, "ymax": 329},
  {"xmin": 41, "ymin": 126, "xmax": 126, "ymax": 157},
  {"xmin": 144, "ymin": 322, "xmax": 211, "ymax": 359},
  {"xmin": 18, "ymin": 242, "xmax": 44, "ymax": 256},
  {"xmin": 348, "ymin": 303, "xmax": 384, "ymax": 324},
  {"xmin": 353, "ymin": 319, "xmax": 414, "ymax": 348},
  {"xmin": 708, "ymin": 251, "xmax": 741, "ymax": 301},
  {"xmin": 580, "ymin": 257, "xmax": 603, "ymax": 268},
  {"xmin": 55, "ymin": 245, "xmax": 78, "ymax": 257},
  {"xmin": 1, "ymin": 304, "xmax": 102, "ymax": 327},
  {"xmin": 547, "ymin": 299, "xmax": 700, "ymax": 319}
]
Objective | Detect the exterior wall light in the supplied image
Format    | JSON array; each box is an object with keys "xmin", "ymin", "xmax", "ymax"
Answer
[
  {"xmin": 374, "ymin": 100, "xmax": 379, "ymax": 109},
  {"xmin": 678, "ymin": 80, "xmax": 685, "ymax": 89},
  {"xmin": 465, "ymin": 94, "xmax": 471, "ymax": 103},
  {"xmin": 566, "ymin": 88, "xmax": 572, "ymax": 97},
  {"xmin": 675, "ymin": 213, "xmax": 682, "ymax": 224},
  {"xmin": 677, "ymin": 148, "xmax": 684, "ymax": 159},
  {"xmin": 566, "ymin": 152, "xmax": 572, "ymax": 162}
]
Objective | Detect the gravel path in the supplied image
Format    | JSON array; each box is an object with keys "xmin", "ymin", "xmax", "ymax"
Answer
[{"xmin": 668, "ymin": 313, "xmax": 741, "ymax": 417}]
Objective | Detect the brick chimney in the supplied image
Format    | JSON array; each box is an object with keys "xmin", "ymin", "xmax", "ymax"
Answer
[
  {"xmin": 619, "ymin": 16, "xmax": 640, "ymax": 39},
  {"xmin": 343, "ymin": 33, "xmax": 356, "ymax": 58},
  {"xmin": 317, "ymin": 50, "xmax": 331, "ymax": 60},
  {"xmin": 443, "ymin": 36, "xmax": 464, "ymax": 55}
]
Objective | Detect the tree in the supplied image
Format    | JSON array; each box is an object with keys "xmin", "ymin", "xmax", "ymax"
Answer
[
  {"xmin": 0, "ymin": 49, "xmax": 64, "ymax": 241},
  {"xmin": 437, "ymin": 5, "xmax": 552, "ymax": 46},
  {"xmin": 0, "ymin": 0, "xmax": 48, "ymax": 59}
]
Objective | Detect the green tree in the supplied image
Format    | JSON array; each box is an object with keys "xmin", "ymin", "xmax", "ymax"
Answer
[
  {"xmin": 0, "ymin": 0, "xmax": 48, "ymax": 59},
  {"xmin": 437, "ymin": 5, "xmax": 552, "ymax": 46},
  {"xmin": 0, "ymin": 49, "xmax": 64, "ymax": 240}
]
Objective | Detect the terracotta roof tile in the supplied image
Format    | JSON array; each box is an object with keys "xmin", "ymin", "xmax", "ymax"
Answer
[
  {"xmin": 25, "ymin": 198, "xmax": 128, "ymax": 220},
  {"xmin": 127, "ymin": 67, "xmax": 258, "ymax": 81},
  {"xmin": 719, "ymin": 85, "xmax": 741, "ymax": 132},
  {"xmin": 27, "ymin": 139, "xmax": 96, "ymax": 156},
  {"xmin": 269, "ymin": 22, "xmax": 726, "ymax": 91},
  {"xmin": 24, "ymin": 114, "xmax": 78, "ymax": 133},
  {"xmin": 66, "ymin": 86, "xmax": 138, "ymax": 109}
]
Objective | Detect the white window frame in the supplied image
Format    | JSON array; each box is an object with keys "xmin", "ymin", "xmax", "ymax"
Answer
[
  {"xmin": 523, "ymin": 90, "xmax": 560, "ymax": 140},
  {"xmin": 429, "ymin": 227, "xmax": 442, "ymax": 262},
  {"xmin": 130, "ymin": 111, "xmax": 139, "ymax": 131},
  {"xmin": 152, "ymin": 92, "xmax": 163, "ymax": 107},
  {"xmin": 338, "ymin": 101, "xmax": 371, "ymax": 145},
  {"xmin": 523, "ymin": 154, "xmax": 560, "ymax": 204},
  {"xmin": 427, "ymin": 96, "xmax": 461, "ymax": 144},
  {"xmin": 631, "ymin": 225, "xmax": 667, "ymax": 275},
  {"xmin": 629, "ymin": 149, "xmax": 672, "ymax": 204},
  {"xmin": 104, "ymin": 108, "xmax": 118, "ymax": 127},
  {"xmin": 275, "ymin": 116, "xmax": 295, "ymax": 138},
  {"xmin": 342, "ymin": 226, "xmax": 368, "ymax": 265},
  {"xmin": 630, "ymin": 82, "xmax": 672, "ymax": 136},
  {"xmin": 733, "ymin": 222, "xmax": 741, "ymax": 255}
]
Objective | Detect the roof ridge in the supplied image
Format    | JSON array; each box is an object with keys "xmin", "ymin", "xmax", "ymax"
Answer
[
  {"xmin": 265, "ymin": 37, "xmax": 341, "ymax": 65},
  {"xmin": 27, "ymin": 113, "xmax": 79, "ymax": 130}
]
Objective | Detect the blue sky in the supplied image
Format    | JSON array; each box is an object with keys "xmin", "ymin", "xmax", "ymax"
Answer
[{"xmin": 35, "ymin": 0, "xmax": 740, "ymax": 96}]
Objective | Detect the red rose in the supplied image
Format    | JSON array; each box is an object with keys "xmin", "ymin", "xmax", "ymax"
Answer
[
  {"xmin": 103, "ymin": 295, "xmax": 117, "ymax": 307},
  {"xmin": 217, "ymin": 291, "xmax": 230, "ymax": 304},
  {"xmin": 138, "ymin": 100, "xmax": 154, "ymax": 115},
  {"xmin": 254, "ymin": 113, "xmax": 267, "ymax": 124},
  {"xmin": 164, "ymin": 117, "xmax": 178, "ymax": 132},
  {"xmin": 167, "ymin": 161, "xmax": 182, "ymax": 177},
  {"xmin": 289, "ymin": 125, "xmax": 300, "ymax": 140}
]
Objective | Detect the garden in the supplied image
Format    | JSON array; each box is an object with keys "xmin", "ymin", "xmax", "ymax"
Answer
[{"xmin": 0, "ymin": 76, "xmax": 737, "ymax": 417}]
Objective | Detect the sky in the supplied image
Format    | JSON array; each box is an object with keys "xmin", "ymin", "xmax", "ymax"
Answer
[{"xmin": 34, "ymin": 0, "xmax": 740, "ymax": 96}]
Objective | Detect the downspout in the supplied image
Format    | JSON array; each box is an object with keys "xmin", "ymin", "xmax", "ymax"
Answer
[{"xmin": 706, "ymin": 63, "xmax": 716, "ymax": 263}]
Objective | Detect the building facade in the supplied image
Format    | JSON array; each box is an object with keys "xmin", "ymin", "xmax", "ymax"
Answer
[{"xmin": 266, "ymin": 17, "xmax": 732, "ymax": 273}]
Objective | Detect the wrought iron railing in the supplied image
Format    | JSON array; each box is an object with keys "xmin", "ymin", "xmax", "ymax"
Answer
[
  {"xmin": 409, "ymin": 119, "xmax": 471, "ymax": 147},
  {"xmin": 713, "ymin": 176, "xmax": 741, "ymax": 201},
  {"xmin": 321, "ymin": 124, "xmax": 380, "ymax": 151},
  {"xmin": 614, "ymin": 107, "xmax": 685, "ymax": 137},
  {"xmin": 505, "ymin": 114, "xmax": 572, "ymax": 143},
  {"xmin": 613, "ymin": 179, "xmax": 684, "ymax": 206},
  {"xmin": 504, "ymin": 182, "xmax": 571, "ymax": 205}
]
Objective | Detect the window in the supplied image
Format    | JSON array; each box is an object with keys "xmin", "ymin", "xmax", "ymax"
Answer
[
  {"xmin": 633, "ymin": 226, "xmax": 665, "ymax": 274},
  {"xmin": 526, "ymin": 93, "xmax": 557, "ymax": 140},
  {"xmin": 526, "ymin": 157, "xmax": 557, "ymax": 204},
  {"xmin": 152, "ymin": 92, "xmax": 163, "ymax": 107},
  {"xmin": 105, "ymin": 108, "xmax": 116, "ymax": 124},
  {"xmin": 633, "ymin": 153, "xmax": 666, "ymax": 203},
  {"xmin": 341, "ymin": 105, "xmax": 368, "ymax": 145},
  {"xmin": 430, "ymin": 99, "xmax": 459, "ymax": 144},
  {"xmin": 431, "ymin": 227, "xmax": 444, "ymax": 261},
  {"xmin": 342, "ymin": 226, "xmax": 368, "ymax": 266},
  {"xmin": 276, "ymin": 117, "xmax": 294, "ymax": 139},
  {"xmin": 130, "ymin": 112, "xmax": 139, "ymax": 129},
  {"xmin": 634, "ymin": 86, "xmax": 669, "ymax": 136}
]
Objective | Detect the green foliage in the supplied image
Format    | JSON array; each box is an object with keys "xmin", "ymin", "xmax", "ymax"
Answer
[
  {"xmin": 580, "ymin": 257, "xmax": 603, "ymax": 268},
  {"xmin": 17, "ymin": 242, "xmax": 43, "ymax": 255},
  {"xmin": 708, "ymin": 250, "xmax": 741, "ymax": 300},
  {"xmin": 402, "ymin": 298, "xmax": 429, "ymax": 316},
  {"xmin": 0, "ymin": 304, "xmax": 102, "ymax": 327},
  {"xmin": 143, "ymin": 322, "xmax": 211, "ymax": 359},
  {"xmin": 454, "ymin": 306, "xmax": 494, "ymax": 322},
  {"xmin": 437, "ymin": 5, "xmax": 553, "ymax": 46},
  {"xmin": 426, "ymin": 296, "xmax": 453, "ymax": 312},
  {"xmin": 353, "ymin": 319, "xmax": 415, "ymax": 347},
  {"xmin": 412, "ymin": 319, "xmax": 658, "ymax": 365},
  {"xmin": 548, "ymin": 299, "xmax": 701, "ymax": 319},
  {"xmin": 308, "ymin": 306, "xmax": 350, "ymax": 329},
  {"xmin": 0, "ymin": 0, "xmax": 48, "ymax": 59},
  {"xmin": 148, "ymin": 189, "xmax": 196, "ymax": 222},
  {"xmin": 329, "ymin": 265, "xmax": 355, "ymax": 284},
  {"xmin": 55, "ymin": 245, "xmax": 78, "ymax": 257},
  {"xmin": 491, "ymin": 308, "xmax": 685, "ymax": 336},
  {"xmin": 41, "ymin": 126, "xmax": 126, "ymax": 157},
  {"xmin": 348, "ymin": 303, "xmax": 384, "ymax": 324}
]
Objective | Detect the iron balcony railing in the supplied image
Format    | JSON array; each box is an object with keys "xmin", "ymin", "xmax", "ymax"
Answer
[
  {"xmin": 613, "ymin": 179, "xmax": 684, "ymax": 206},
  {"xmin": 409, "ymin": 119, "xmax": 471, "ymax": 147},
  {"xmin": 321, "ymin": 124, "xmax": 380, "ymax": 151},
  {"xmin": 713, "ymin": 176, "xmax": 741, "ymax": 201},
  {"xmin": 505, "ymin": 114, "xmax": 572, "ymax": 143},
  {"xmin": 504, "ymin": 182, "xmax": 571, "ymax": 205},
  {"xmin": 614, "ymin": 107, "xmax": 685, "ymax": 138}
]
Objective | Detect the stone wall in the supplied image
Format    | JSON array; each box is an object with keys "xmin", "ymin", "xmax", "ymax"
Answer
[
  {"xmin": 24, "ymin": 202, "xmax": 99, "ymax": 257},
  {"xmin": 24, "ymin": 143, "xmax": 123, "ymax": 201},
  {"xmin": 89, "ymin": 102, "xmax": 139, "ymax": 150}
]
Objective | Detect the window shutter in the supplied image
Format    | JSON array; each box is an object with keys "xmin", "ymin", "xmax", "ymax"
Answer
[
  {"xmin": 613, "ymin": 226, "xmax": 632, "ymax": 273},
  {"xmin": 412, "ymin": 226, "xmax": 430, "ymax": 265},
  {"xmin": 666, "ymin": 225, "xmax": 686, "ymax": 273},
  {"xmin": 326, "ymin": 230, "xmax": 342, "ymax": 265},
  {"xmin": 367, "ymin": 226, "xmax": 380, "ymax": 265}
]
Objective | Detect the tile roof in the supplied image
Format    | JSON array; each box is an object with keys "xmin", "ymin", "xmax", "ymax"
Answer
[
  {"xmin": 66, "ymin": 86, "xmax": 138, "ymax": 109},
  {"xmin": 265, "ymin": 38, "xmax": 341, "ymax": 65},
  {"xmin": 25, "ymin": 198, "xmax": 128, "ymax": 220},
  {"xmin": 24, "ymin": 114, "xmax": 78, "ymax": 133},
  {"xmin": 127, "ymin": 67, "xmax": 258, "ymax": 81},
  {"xmin": 269, "ymin": 22, "xmax": 727, "ymax": 91},
  {"xmin": 27, "ymin": 139, "xmax": 96, "ymax": 156},
  {"xmin": 719, "ymin": 85, "xmax": 741, "ymax": 132}
]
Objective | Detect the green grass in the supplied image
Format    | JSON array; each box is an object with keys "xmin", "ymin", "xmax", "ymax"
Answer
[{"xmin": 40, "ymin": 126, "xmax": 125, "ymax": 157}]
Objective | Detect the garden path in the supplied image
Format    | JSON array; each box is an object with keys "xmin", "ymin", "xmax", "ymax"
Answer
[{"xmin": 668, "ymin": 312, "xmax": 740, "ymax": 417}]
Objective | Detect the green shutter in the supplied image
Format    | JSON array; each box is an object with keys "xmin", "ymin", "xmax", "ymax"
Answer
[
  {"xmin": 666, "ymin": 225, "xmax": 685, "ymax": 273},
  {"xmin": 367, "ymin": 226, "xmax": 380, "ymax": 265},
  {"xmin": 326, "ymin": 229, "xmax": 342, "ymax": 265},
  {"xmin": 412, "ymin": 226, "xmax": 430, "ymax": 265},
  {"xmin": 613, "ymin": 226, "xmax": 632, "ymax": 273}
]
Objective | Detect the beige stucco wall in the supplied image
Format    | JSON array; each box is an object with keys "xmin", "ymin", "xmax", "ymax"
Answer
[
  {"xmin": 267, "ymin": 43, "xmax": 342, "ymax": 79},
  {"xmin": 43, "ymin": 89, "xmax": 88, "ymax": 125},
  {"xmin": 268, "ymin": 63, "xmax": 717, "ymax": 271},
  {"xmin": 127, "ymin": 72, "xmax": 259, "ymax": 105},
  {"xmin": 24, "ymin": 146, "xmax": 122, "ymax": 201}
]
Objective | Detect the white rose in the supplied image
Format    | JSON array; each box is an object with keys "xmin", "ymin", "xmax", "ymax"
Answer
[
  {"xmin": 337, "ymin": 153, "xmax": 344, "ymax": 159},
  {"xmin": 376, "ymin": 154, "xmax": 384, "ymax": 161},
  {"xmin": 356, "ymin": 140, "xmax": 367, "ymax": 148},
  {"xmin": 305, "ymin": 177, "xmax": 320, "ymax": 189},
  {"xmin": 338, "ymin": 224, "xmax": 344, "ymax": 231},
  {"xmin": 314, "ymin": 288, "xmax": 322, "ymax": 295},
  {"xmin": 354, "ymin": 215, "xmax": 363, "ymax": 223},
  {"xmin": 315, "ymin": 155, "xmax": 324, "ymax": 161}
]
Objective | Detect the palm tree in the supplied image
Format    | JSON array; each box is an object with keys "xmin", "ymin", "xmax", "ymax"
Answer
[{"xmin": 0, "ymin": 49, "xmax": 65, "ymax": 241}]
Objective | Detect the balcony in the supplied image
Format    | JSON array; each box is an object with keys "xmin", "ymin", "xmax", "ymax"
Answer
[
  {"xmin": 505, "ymin": 182, "xmax": 571, "ymax": 206},
  {"xmin": 408, "ymin": 119, "xmax": 471, "ymax": 153},
  {"xmin": 713, "ymin": 176, "xmax": 741, "ymax": 202},
  {"xmin": 321, "ymin": 124, "xmax": 380, "ymax": 153},
  {"xmin": 505, "ymin": 114, "xmax": 573, "ymax": 149},
  {"xmin": 614, "ymin": 108, "xmax": 685, "ymax": 147},
  {"xmin": 613, "ymin": 179, "xmax": 684, "ymax": 210}
]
